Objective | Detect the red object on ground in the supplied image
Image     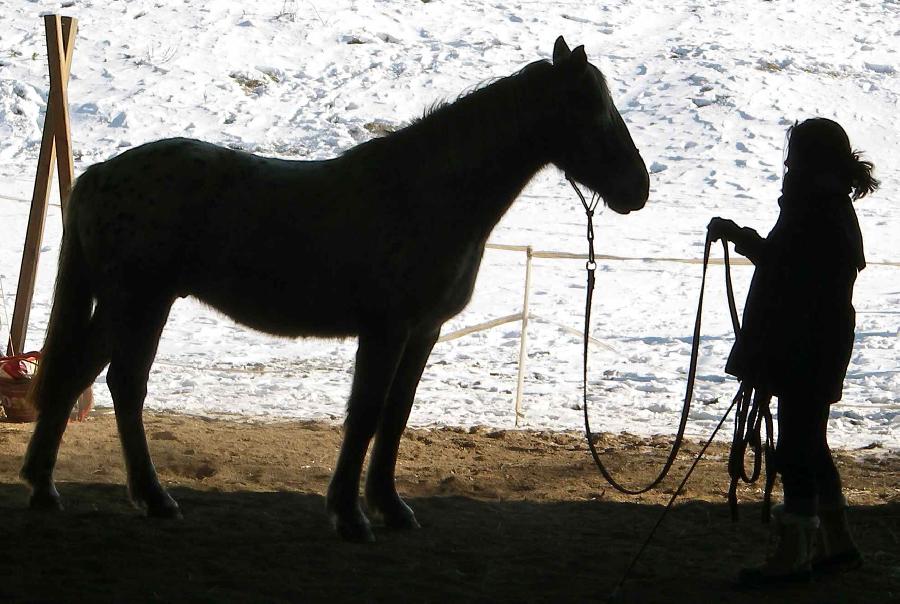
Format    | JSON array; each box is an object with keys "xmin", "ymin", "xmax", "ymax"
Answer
[
  {"xmin": 0, "ymin": 350, "xmax": 94, "ymax": 422},
  {"xmin": 0, "ymin": 351, "xmax": 42, "ymax": 422}
]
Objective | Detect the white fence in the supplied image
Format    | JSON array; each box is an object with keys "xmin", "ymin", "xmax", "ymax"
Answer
[{"xmin": 438, "ymin": 243, "xmax": 900, "ymax": 425}]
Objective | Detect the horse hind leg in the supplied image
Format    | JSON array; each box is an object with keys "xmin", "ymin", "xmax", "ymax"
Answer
[
  {"xmin": 365, "ymin": 327, "xmax": 440, "ymax": 530},
  {"xmin": 104, "ymin": 295, "xmax": 180, "ymax": 518},
  {"xmin": 21, "ymin": 305, "xmax": 112, "ymax": 510},
  {"xmin": 326, "ymin": 328, "xmax": 408, "ymax": 542}
]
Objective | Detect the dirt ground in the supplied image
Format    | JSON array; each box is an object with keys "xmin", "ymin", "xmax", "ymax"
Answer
[{"xmin": 0, "ymin": 411, "xmax": 897, "ymax": 603}]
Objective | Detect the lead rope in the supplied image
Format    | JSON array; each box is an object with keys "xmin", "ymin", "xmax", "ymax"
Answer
[
  {"xmin": 569, "ymin": 175, "xmax": 737, "ymax": 495},
  {"xmin": 566, "ymin": 177, "xmax": 775, "ymax": 599}
]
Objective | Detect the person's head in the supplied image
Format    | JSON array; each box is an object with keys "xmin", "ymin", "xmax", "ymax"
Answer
[{"xmin": 784, "ymin": 118, "xmax": 879, "ymax": 200}]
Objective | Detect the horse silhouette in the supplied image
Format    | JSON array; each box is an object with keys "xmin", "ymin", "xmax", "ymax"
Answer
[{"xmin": 22, "ymin": 36, "xmax": 649, "ymax": 542}]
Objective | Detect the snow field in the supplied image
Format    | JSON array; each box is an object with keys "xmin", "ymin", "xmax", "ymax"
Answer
[{"xmin": 0, "ymin": 0, "xmax": 897, "ymax": 449}]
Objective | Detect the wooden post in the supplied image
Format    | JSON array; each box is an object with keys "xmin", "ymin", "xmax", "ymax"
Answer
[
  {"xmin": 3, "ymin": 16, "xmax": 90, "ymax": 421},
  {"xmin": 513, "ymin": 246, "xmax": 533, "ymax": 426},
  {"xmin": 7, "ymin": 15, "xmax": 77, "ymax": 356}
]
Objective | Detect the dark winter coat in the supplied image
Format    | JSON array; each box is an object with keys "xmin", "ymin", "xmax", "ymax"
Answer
[{"xmin": 725, "ymin": 190, "xmax": 865, "ymax": 403}]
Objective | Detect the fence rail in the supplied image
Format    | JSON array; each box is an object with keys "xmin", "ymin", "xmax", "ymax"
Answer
[{"xmin": 439, "ymin": 242, "xmax": 900, "ymax": 425}]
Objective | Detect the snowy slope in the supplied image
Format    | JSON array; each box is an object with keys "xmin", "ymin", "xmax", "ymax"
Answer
[{"xmin": 0, "ymin": 0, "xmax": 897, "ymax": 449}]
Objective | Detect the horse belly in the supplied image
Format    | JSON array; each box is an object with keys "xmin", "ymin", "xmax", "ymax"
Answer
[
  {"xmin": 189, "ymin": 273, "xmax": 362, "ymax": 338},
  {"xmin": 182, "ymin": 221, "xmax": 371, "ymax": 337}
]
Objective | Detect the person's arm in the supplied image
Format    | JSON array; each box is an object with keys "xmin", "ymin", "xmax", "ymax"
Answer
[
  {"xmin": 707, "ymin": 217, "xmax": 766, "ymax": 264},
  {"xmin": 733, "ymin": 226, "xmax": 765, "ymax": 264}
]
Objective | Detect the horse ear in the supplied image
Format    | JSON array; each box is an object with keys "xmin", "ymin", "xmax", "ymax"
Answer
[
  {"xmin": 553, "ymin": 36, "xmax": 571, "ymax": 64},
  {"xmin": 570, "ymin": 45, "xmax": 588, "ymax": 70}
]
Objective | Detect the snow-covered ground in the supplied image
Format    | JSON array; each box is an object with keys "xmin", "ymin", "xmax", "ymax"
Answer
[{"xmin": 0, "ymin": 0, "xmax": 897, "ymax": 450}]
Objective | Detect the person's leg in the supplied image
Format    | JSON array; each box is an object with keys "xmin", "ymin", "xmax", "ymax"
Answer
[
  {"xmin": 811, "ymin": 404, "xmax": 862, "ymax": 571},
  {"xmin": 740, "ymin": 395, "xmax": 819, "ymax": 585},
  {"xmin": 811, "ymin": 403, "xmax": 842, "ymax": 504},
  {"xmin": 777, "ymin": 396, "xmax": 818, "ymax": 516}
]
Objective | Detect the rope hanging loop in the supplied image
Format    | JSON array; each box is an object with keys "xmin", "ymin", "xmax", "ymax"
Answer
[{"xmin": 571, "ymin": 174, "xmax": 742, "ymax": 495}]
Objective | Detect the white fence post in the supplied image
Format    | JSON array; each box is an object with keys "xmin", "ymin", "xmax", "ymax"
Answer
[{"xmin": 514, "ymin": 245, "xmax": 533, "ymax": 426}]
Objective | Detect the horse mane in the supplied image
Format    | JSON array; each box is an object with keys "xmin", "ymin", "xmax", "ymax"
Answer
[{"xmin": 343, "ymin": 59, "xmax": 557, "ymax": 188}]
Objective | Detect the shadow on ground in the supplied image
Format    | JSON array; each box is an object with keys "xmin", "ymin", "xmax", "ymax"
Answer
[{"xmin": 1, "ymin": 482, "xmax": 897, "ymax": 603}]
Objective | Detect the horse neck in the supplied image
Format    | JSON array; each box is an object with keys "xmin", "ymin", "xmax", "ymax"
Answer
[
  {"xmin": 448, "ymin": 114, "xmax": 550, "ymax": 236},
  {"xmin": 383, "ymin": 70, "xmax": 555, "ymax": 240}
]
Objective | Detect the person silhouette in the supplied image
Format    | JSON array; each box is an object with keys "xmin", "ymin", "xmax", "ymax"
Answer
[{"xmin": 708, "ymin": 118, "xmax": 879, "ymax": 585}]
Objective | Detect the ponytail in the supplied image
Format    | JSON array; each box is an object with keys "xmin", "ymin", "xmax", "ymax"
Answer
[{"xmin": 849, "ymin": 151, "xmax": 880, "ymax": 200}]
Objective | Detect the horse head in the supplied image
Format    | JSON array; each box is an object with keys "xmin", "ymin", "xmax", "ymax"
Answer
[{"xmin": 548, "ymin": 36, "xmax": 649, "ymax": 214}]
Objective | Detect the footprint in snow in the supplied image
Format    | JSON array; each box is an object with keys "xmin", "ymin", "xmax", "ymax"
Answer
[{"xmin": 864, "ymin": 62, "xmax": 895, "ymax": 75}]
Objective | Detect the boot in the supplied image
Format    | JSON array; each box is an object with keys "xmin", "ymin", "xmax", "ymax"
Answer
[
  {"xmin": 738, "ymin": 505, "xmax": 818, "ymax": 586},
  {"xmin": 813, "ymin": 495, "xmax": 863, "ymax": 574}
]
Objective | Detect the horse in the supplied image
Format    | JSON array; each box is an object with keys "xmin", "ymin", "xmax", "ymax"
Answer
[{"xmin": 21, "ymin": 36, "xmax": 649, "ymax": 542}]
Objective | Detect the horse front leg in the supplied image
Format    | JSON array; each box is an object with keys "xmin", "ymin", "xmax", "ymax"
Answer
[
  {"xmin": 365, "ymin": 327, "xmax": 440, "ymax": 530},
  {"xmin": 327, "ymin": 328, "xmax": 408, "ymax": 542}
]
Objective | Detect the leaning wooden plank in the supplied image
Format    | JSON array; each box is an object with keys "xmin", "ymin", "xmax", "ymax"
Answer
[
  {"xmin": 7, "ymin": 16, "xmax": 77, "ymax": 355},
  {"xmin": 45, "ymin": 15, "xmax": 77, "ymax": 211},
  {"xmin": 7, "ymin": 120, "xmax": 55, "ymax": 355}
]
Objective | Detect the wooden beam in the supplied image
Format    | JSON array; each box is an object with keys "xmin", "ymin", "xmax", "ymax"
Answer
[
  {"xmin": 46, "ymin": 15, "xmax": 77, "ymax": 212},
  {"xmin": 7, "ymin": 16, "xmax": 77, "ymax": 356}
]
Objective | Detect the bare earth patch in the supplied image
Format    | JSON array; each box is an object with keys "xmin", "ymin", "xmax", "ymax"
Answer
[{"xmin": 1, "ymin": 411, "xmax": 897, "ymax": 602}]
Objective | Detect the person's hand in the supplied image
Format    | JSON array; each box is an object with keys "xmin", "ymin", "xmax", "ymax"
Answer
[{"xmin": 707, "ymin": 217, "xmax": 739, "ymax": 242}]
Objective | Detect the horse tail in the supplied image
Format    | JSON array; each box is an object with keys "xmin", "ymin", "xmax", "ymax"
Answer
[{"xmin": 27, "ymin": 174, "xmax": 96, "ymax": 414}]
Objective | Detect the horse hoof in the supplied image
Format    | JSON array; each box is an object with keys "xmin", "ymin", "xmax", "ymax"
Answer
[
  {"xmin": 366, "ymin": 492, "xmax": 420, "ymax": 530},
  {"xmin": 386, "ymin": 513, "xmax": 420, "ymax": 531},
  {"xmin": 331, "ymin": 512, "xmax": 375, "ymax": 543},
  {"xmin": 134, "ymin": 489, "xmax": 182, "ymax": 519},
  {"xmin": 372, "ymin": 507, "xmax": 420, "ymax": 530},
  {"xmin": 28, "ymin": 491, "xmax": 63, "ymax": 512},
  {"xmin": 144, "ymin": 495, "xmax": 182, "ymax": 519},
  {"xmin": 146, "ymin": 502, "xmax": 183, "ymax": 519}
]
